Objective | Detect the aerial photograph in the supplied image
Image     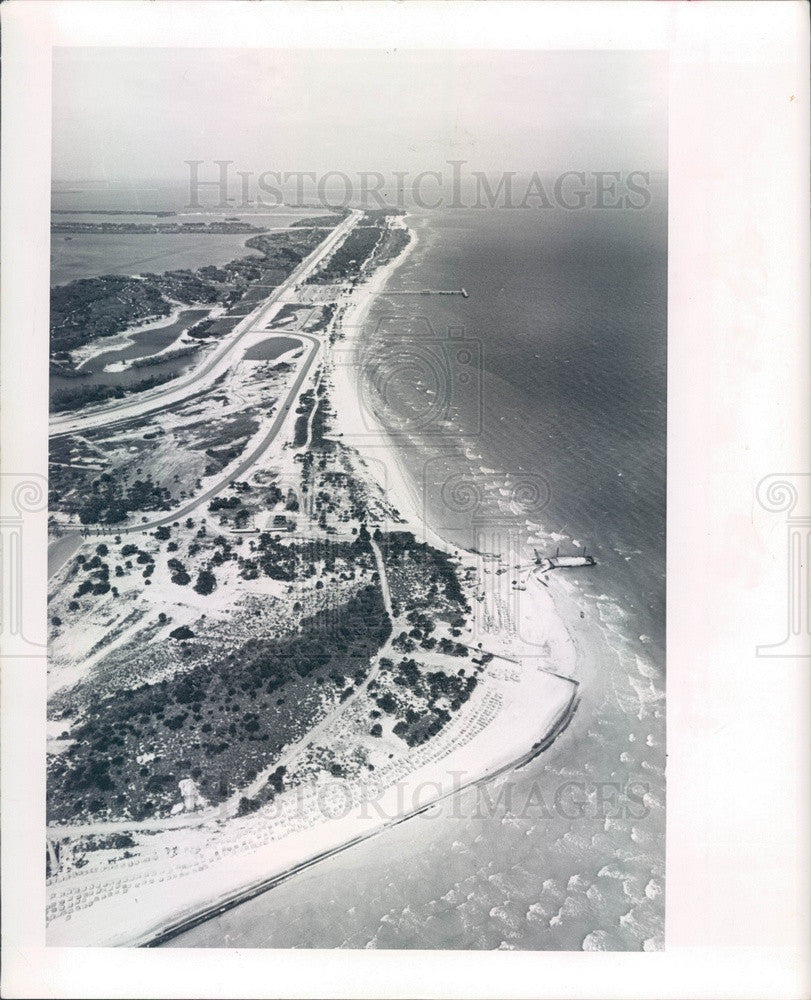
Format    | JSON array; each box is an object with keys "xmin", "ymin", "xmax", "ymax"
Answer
[{"xmin": 45, "ymin": 47, "xmax": 667, "ymax": 950}]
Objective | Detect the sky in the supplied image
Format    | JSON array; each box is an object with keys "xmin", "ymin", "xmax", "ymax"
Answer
[{"xmin": 52, "ymin": 48, "xmax": 667, "ymax": 182}]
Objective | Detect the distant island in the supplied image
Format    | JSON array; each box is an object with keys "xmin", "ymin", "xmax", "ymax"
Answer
[
  {"xmin": 46, "ymin": 206, "xmax": 583, "ymax": 948},
  {"xmin": 52, "ymin": 221, "xmax": 267, "ymax": 235},
  {"xmin": 52, "ymin": 209, "xmax": 178, "ymax": 217}
]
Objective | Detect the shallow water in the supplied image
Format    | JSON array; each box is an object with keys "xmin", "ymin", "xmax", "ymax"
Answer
[
  {"xmin": 77, "ymin": 308, "xmax": 211, "ymax": 373},
  {"xmin": 166, "ymin": 192, "xmax": 667, "ymax": 950},
  {"xmin": 50, "ymin": 233, "xmax": 264, "ymax": 286},
  {"xmin": 50, "ymin": 186, "xmax": 324, "ymax": 285},
  {"xmin": 243, "ymin": 336, "xmax": 302, "ymax": 361}
]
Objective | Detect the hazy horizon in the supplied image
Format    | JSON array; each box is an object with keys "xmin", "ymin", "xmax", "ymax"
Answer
[{"xmin": 52, "ymin": 48, "xmax": 667, "ymax": 184}]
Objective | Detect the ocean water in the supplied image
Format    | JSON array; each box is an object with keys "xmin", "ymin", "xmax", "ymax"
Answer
[
  {"xmin": 166, "ymin": 189, "xmax": 667, "ymax": 950},
  {"xmin": 373, "ymin": 197, "xmax": 666, "ymax": 647}
]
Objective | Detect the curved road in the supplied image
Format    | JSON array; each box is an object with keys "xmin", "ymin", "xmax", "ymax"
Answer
[
  {"xmin": 49, "ymin": 330, "xmax": 319, "ymax": 570},
  {"xmin": 50, "ymin": 210, "xmax": 360, "ymax": 437},
  {"xmin": 48, "ymin": 211, "xmax": 361, "ymax": 575},
  {"xmin": 97, "ymin": 332, "xmax": 320, "ymax": 536}
]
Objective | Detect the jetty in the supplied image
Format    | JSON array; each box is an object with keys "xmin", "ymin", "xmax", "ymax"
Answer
[{"xmin": 371, "ymin": 288, "xmax": 468, "ymax": 297}]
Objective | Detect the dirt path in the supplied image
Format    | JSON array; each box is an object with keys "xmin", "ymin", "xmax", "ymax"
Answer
[{"xmin": 48, "ymin": 537, "xmax": 398, "ymax": 841}]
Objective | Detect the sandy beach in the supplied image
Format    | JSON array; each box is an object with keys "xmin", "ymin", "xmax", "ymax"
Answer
[
  {"xmin": 326, "ymin": 218, "xmax": 584, "ymax": 672},
  {"xmin": 46, "ymin": 215, "xmax": 589, "ymax": 948}
]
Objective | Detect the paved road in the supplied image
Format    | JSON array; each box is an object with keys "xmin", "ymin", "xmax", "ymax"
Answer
[
  {"xmin": 92, "ymin": 332, "xmax": 320, "ymax": 536},
  {"xmin": 45, "ymin": 208, "xmax": 396, "ymax": 842},
  {"xmin": 47, "ymin": 531, "xmax": 85, "ymax": 578},
  {"xmin": 47, "ymin": 211, "xmax": 361, "ymax": 576},
  {"xmin": 48, "ymin": 329, "xmax": 319, "ymax": 571},
  {"xmin": 50, "ymin": 210, "xmax": 360, "ymax": 437}
]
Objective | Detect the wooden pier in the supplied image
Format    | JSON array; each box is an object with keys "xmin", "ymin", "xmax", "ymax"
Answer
[{"xmin": 369, "ymin": 287, "xmax": 468, "ymax": 298}]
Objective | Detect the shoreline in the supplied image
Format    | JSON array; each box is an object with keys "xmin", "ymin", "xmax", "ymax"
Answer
[
  {"xmin": 50, "ymin": 210, "xmax": 360, "ymax": 433},
  {"xmin": 328, "ymin": 217, "xmax": 452, "ymax": 554},
  {"xmin": 146, "ymin": 682, "xmax": 580, "ymax": 948},
  {"xmin": 47, "ymin": 654, "xmax": 579, "ymax": 947},
  {"xmin": 327, "ymin": 218, "xmax": 584, "ymax": 670},
  {"xmin": 46, "ymin": 214, "xmax": 591, "ymax": 948}
]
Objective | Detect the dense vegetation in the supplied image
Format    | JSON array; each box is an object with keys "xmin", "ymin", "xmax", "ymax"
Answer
[
  {"xmin": 238, "ymin": 532, "xmax": 373, "ymax": 583},
  {"xmin": 292, "ymin": 387, "xmax": 316, "ymax": 447},
  {"xmin": 64, "ymin": 472, "xmax": 175, "ymax": 525},
  {"xmin": 306, "ymin": 224, "xmax": 382, "ymax": 285},
  {"xmin": 375, "ymin": 226, "xmax": 411, "ymax": 266},
  {"xmin": 50, "ymin": 227, "xmax": 325, "ymax": 360},
  {"xmin": 289, "ymin": 209, "xmax": 348, "ymax": 228},
  {"xmin": 47, "ymin": 583, "xmax": 391, "ymax": 823},
  {"xmin": 51, "ymin": 272, "xmax": 219, "ymax": 354},
  {"xmin": 53, "ymin": 221, "xmax": 265, "ymax": 235},
  {"xmin": 368, "ymin": 652, "xmax": 480, "ymax": 749},
  {"xmin": 378, "ymin": 530, "xmax": 468, "ymax": 618},
  {"xmin": 309, "ymin": 394, "xmax": 333, "ymax": 449},
  {"xmin": 50, "ymin": 370, "xmax": 183, "ymax": 413}
]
